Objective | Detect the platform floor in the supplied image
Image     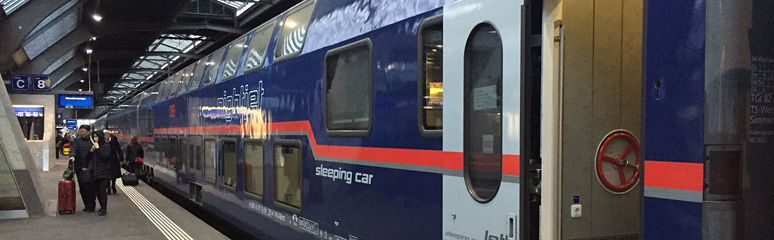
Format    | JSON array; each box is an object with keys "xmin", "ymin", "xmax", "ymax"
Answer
[{"xmin": 0, "ymin": 158, "xmax": 228, "ymax": 240}]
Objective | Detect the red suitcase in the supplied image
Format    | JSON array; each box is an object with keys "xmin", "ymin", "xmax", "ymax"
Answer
[{"xmin": 58, "ymin": 179, "xmax": 75, "ymax": 214}]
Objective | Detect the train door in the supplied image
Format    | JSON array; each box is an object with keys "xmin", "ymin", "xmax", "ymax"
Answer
[
  {"xmin": 442, "ymin": 0, "xmax": 522, "ymax": 239},
  {"xmin": 542, "ymin": 0, "xmax": 643, "ymax": 239}
]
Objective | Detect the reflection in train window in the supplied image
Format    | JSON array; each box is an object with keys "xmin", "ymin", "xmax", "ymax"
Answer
[
  {"xmin": 325, "ymin": 39, "xmax": 372, "ymax": 136},
  {"xmin": 204, "ymin": 50, "xmax": 225, "ymax": 86},
  {"xmin": 168, "ymin": 137, "xmax": 179, "ymax": 170},
  {"xmin": 244, "ymin": 24, "xmax": 274, "ymax": 72},
  {"xmin": 204, "ymin": 139, "xmax": 217, "ymax": 182},
  {"xmin": 222, "ymin": 36, "xmax": 247, "ymax": 81},
  {"xmin": 274, "ymin": 2, "xmax": 315, "ymax": 61},
  {"xmin": 244, "ymin": 141, "xmax": 264, "ymax": 197},
  {"xmin": 168, "ymin": 72, "xmax": 182, "ymax": 97},
  {"xmin": 179, "ymin": 138, "xmax": 188, "ymax": 172},
  {"xmin": 463, "ymin": 23, "xmax": 503, "ymax": 203},
  {"xmin": 275, "ymin": 142, "xmax": 301, "ymax": 209},
  {"xmin": 189, "ymin": 136, "xmax": 202, "ymax": 171},
  {"xmin": 419, "ymin": 16, "xmax": 443, "ymax": 136},
  {"xmin": 178, "ymin": 66, "xmax": 194, "ymax": 94},
  {"xmin": 189, "ymin": 60, "xmax": 205, "ymax": 91},
  {"xmin": 221, "ymin": 140, "xmax": 237, "ymax": 188}
]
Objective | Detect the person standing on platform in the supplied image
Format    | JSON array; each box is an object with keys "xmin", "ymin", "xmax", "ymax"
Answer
[
  {"xmin": 55, "ymin": 133, "xmax": 63, "ymax": 159},
  {"xmin": 69, "ymin": 125, "xmax": 94, "ymax": 212},
  {"xmin": 107, "ymin": 134, "xmax": 123, "ymax": 194},
  {"xmin": 124, "ymin": 136, "xmax": 144, "ymax": 174},
  {"xmin": 89, "ymin": 130, "xmax": 112, "ymax": 216}
]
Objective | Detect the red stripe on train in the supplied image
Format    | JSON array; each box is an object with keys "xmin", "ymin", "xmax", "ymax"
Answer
[
  {"xmin": 644, "ymin": 160, "xmax": 703, "ymax": 191},
  {"xmin": 153, "ymin": 121, "xmax": 520, "ymax": 175}
]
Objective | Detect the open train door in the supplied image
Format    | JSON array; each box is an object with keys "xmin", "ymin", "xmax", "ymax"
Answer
[
  {"xmin": 442, "ymin": 0, "xmax": 523, "ymax": 239},
  {"xmin": 541, "ymin": 0, "xmax": 644, "ymax": 239}
]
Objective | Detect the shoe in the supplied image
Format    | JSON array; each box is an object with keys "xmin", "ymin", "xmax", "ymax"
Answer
[
  {"xmin": 112, "ymin": 187, "xmax": 117, "ymax": 194},
  {"xmin": 83, "ymin": 208, "xmax": 95, "ymax": 212},
  {"xmin": 97, "ymin": 209, "xmax": 106, "ymax": 216}
]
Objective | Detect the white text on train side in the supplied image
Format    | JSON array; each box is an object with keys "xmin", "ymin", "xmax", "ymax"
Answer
[
  {"xmin": 315, "ymin": 164, "xmax": 373, "ymax": 185},
  {"xmin": 216, "ymin": 82, "xmax": 265, "ymax": 122}
]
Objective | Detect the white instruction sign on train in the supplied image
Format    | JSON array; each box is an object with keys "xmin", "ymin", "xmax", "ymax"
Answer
[{"xmin": 473, "ymin": 85, "xmax": 498, "ymax": 110}]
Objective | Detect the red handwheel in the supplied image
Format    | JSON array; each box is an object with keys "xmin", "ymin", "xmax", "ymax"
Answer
[{"xmin": 595, "ymin": 130, "xmax": 641, "ymax": 194}]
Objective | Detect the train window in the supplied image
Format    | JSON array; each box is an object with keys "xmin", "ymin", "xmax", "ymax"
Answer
[
  {"xmin": 146, "ymin": 109, "xmax": 153, "ymax": 134},
  {"xmin": 168, "ymin": 137, "xmax": 178, "ymax": 170},
  {"xmin": 178, "ymin": 66, "xmax": 194, "ymax": 94},
  {"xmin": 168, "ymin": 73, "xmax": 182, "ymax": 97},
  {"xmin": 189, "ymin": 60, "xmax": 205, "ymax": 91},
  {"xmin": 189, "ymin": 136, "xmax": 202, "ymax": 171},
  {"xmin": 244, "ymin": 141, "xmax": 264, "ymax": 198},
  {"xmin": 159, "ymin": 137, "xmax": 169, "ymax": 168},
  {"xmin": 204, "ymin": 50, "xmax": 225, "ymax": 86},
  {"xmin": 274, "ymin": 1, "xmax": 315, "ymax": 61},
  {"xmin": 463, "ymin": 23, "xmax": 503, "ymax": 203},
  {"xmin": 222, "ymin": 36, "xmax": 247, "ymax": 81},
  {"xmin": 419, "ymin": 16, "xmax": 443, "ymax": 137},
  {"xmin": 221, "ymin": 140, "xmax": 237, "ymax": 189},
  {"xmin": 324, "ymin": 39, "xmax": 373, "ymax": 136},
  {"xmin": 157, "ymin": 81, "xmax": 168, "ymax": 101},
  {"xmin": 204, "ymin": 139, "xmax": 217, "ymax": 183},
  {"xmin": 244, "ymin": 23, "xmax": 274, "ymax": 72},
  {"xmin": 152, "ymin": 136, "xmax": 163, "ymax": 165},
  {"xmin": 180, "ymin": 138, "xmax": 188, "ymax": 172},
  {"xmin": 274, "ymin": 141, "xmax": 301, "ymax": 210}
]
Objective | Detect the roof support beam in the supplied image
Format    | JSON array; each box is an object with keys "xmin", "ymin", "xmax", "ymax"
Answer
[
  {"xmin": 91, "ymin": 50, "xmax": 203, "ymax": 61},
  {"xmin": 19, "ymin": 25, "xmax": 91, "ymax": 74},
  {"xmin": 0, "ymin": 0, "xmax": 74, "ymax": 68},
  {"xmin": 167, "ymin": 22, "xmax": 245, "ymax": 34}
]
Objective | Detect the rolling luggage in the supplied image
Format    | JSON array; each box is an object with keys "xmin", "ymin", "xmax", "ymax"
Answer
[
  {"xmin": 58, "ymin": 179, "xmax": 75, "ymax": 214},
  {"xmin": 121, "ymin": 173, "xmax": 139, "ymax": 186}
]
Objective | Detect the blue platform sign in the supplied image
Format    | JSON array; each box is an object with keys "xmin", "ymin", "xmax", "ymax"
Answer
[
  {"xmin": 10, "ymin": 74, "xmax": 29, "ymax": 91},
  {"xmin": 31, "ymin": 74, "xmax": 51, "ymax": 91},
  {"xmin": 64, "ymin": 119, "xmax": 77, "ymax": 125}
]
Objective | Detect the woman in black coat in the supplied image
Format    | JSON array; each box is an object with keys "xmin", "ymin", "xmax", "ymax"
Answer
[
  {"xmin": 89, "ymin": 130, "xmax": 112, "ymax": 216},
  {"xmin": 107, "ymin": 134, "xmax": 123, "ymax": 194}
]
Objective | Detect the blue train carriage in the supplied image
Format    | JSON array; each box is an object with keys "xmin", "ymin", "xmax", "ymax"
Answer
[{"xmin": 105, "ymin": 0, "xmax": 532, "ymax": 239}]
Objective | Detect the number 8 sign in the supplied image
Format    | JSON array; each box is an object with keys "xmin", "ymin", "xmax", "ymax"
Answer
[{"xmin": 31, "ymin": 74, "xmax": 51, "ymax": 91}]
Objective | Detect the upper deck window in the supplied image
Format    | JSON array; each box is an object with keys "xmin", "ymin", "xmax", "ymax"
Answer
[
  {"xmin": 178, "ymin": 66, "xmax": 194, "ymax": 94},
  {"xmin": 168, "ymin": 73, "xmax": 182, "ymax": 97},
  {"xmin": 189, "ymin": 60, "xmax": 205, "ymax": 91},
  {"xmin": 222, "ymin": 36, "xmax": 248, "ymax": 81},
  {"xmin": 325, "ymin": 39, "xmax": 372, "ymax": 136},
  {"xmin": 244, "ymin": 23, "xmax": 274, "ymax": 72},
  {"xmin": 274, "ymin": 2, "xmax": 315, "ymax": 61},
  {"xmin": 205, "ymin": 50, "xmax": 225, "ymax": 86}
]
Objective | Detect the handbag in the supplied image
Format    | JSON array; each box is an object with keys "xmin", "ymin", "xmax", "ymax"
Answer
[
  {"xmin": 79, "ymin": 160, "xmax": 95, "ymax": 183},
  {"xmin": 62, "ymin": 162, "xmax": 74, "ymax": 179}
]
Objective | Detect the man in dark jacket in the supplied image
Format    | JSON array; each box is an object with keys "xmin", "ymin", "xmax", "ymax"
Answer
[{"xmin": 69, "ymin": 125, "xmax": 95, "ymax": 212}]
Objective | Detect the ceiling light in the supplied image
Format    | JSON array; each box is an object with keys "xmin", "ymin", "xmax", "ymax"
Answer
[
  {"xmin": 85, "ymin": 47, "xmax": 93, "ymax": 54},
  {"xmin": 82, "ymin": 67, "xmax": 88, "ymax": 72},
  {"xmin": 91, "ymin": 37, "xmax": 97, "ymax": 41},
  {"xmin": 78, "ymin": 89, "xmax": 83, "ymax": 91},
  {"xmin": 80, "ymin": 79, "xmax": 85, "ymax": 83},
  {"xmin": 92, "ymin": 13, "xmax": 102, "ymax": 22}
]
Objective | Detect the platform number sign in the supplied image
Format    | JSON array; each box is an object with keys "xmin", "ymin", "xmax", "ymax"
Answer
[
  {"xmin": 31, "ymin": 74, "xmax": 51, "ymax": 91},
  {"xmin": 11, "ymin": 74, "xmax": 29, "ymax": 91}
]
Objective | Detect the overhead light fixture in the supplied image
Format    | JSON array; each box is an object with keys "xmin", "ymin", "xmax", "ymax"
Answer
[
  {"xmin": 92, "ymin": 13, "xmax": 102, "ymax": 22},
  {"xmin": 80, "ymin": 79, "xmax": 85, "ymax": 83},
  {"xmin": 91, "ymin": 36, "xmax": 97, "ymax": 41},
  {"xmin": 85, "ymin": 47, "xmax": 93, "ymax": 54},
  {"xmin": 82, "ymin": 67, "xmax": 88, "ymax": 72},
  {"xmin": 78, "ymin": 89, "xmax": 83, "ymax": 91}
]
